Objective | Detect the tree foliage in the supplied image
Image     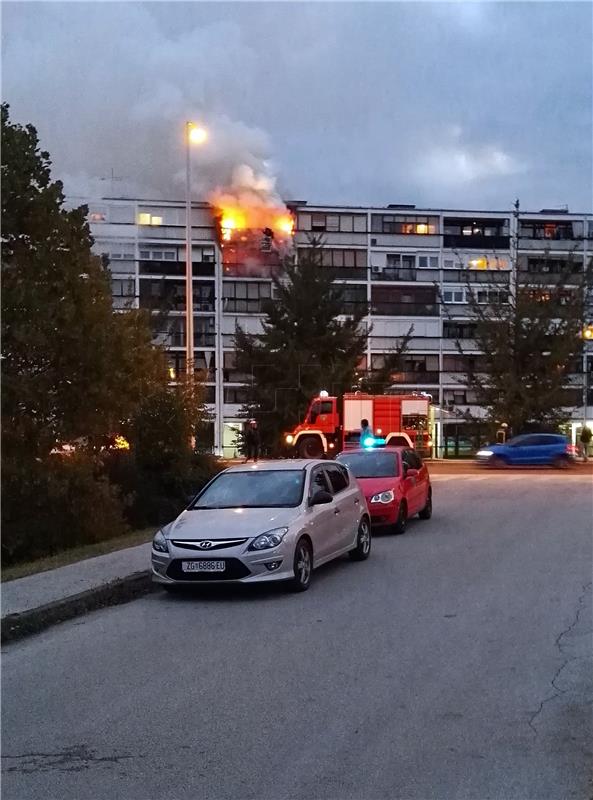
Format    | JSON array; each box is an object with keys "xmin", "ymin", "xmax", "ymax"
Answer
[
  {"xmin": 448, "ymin": 248, "xmax": 591, "ymax": 435},
  {"xmin": 1, "ymin": 103, "xmax": 167, "ymax": 460},
  {"xmin": 233, "ymin": 239, "xmax": 369, "ymax": 453}
]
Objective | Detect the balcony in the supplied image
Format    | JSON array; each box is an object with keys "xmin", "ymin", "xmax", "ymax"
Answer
[
  {"xmin": 326, "ymin": 267, "xmax": 368, "ymax": 281},
  {"xmin": 371, "ymin": 302, "xmax": 439, "ymax": 317},
  {"xmin": 371, "ymin": 268, "xmax": 417, "ymax": 282},
  {"xmin": 443, "ymin": 234, "xmax": 510, "ymax": 250}
]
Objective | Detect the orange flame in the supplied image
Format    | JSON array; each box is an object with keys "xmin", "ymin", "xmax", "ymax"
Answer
[{"xmin": 214, "ymin": 204, "xmax": 294, "ymax": 243}]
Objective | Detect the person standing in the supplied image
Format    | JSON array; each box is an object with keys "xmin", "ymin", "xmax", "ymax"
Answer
[
  {"xmin": 244, "ymin": 419, "xmax": 260, "ymax": 463},
  {"xmin": 360, "ymin": 418, "xmax": 374, "ymax": 443},
  {"xmin": 579, "ymin": 424, "xmax": 592, "ymax": 462}
]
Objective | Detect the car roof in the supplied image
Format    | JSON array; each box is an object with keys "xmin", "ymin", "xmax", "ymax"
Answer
[{"xmin": 224, "ymin": 459, "xmax": 328, "ymax": 473}]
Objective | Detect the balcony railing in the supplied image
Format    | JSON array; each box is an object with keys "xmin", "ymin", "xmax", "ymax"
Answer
[
  {"xmin": 371, "ymin": 268, "xmax": 417, "ymax": 282},
  {"xmin": 443, "ymin": 234, "xmax": 510, "ymax": 250},
  {"xmin": 371, "ymin": 302, "xmax": 439, "ymax": 317},
  {"xmin": 388, "ymin": 371, "xmax": 440, "ymax": 385}
]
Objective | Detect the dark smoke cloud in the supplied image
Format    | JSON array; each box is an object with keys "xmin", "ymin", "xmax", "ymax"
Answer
[{"xmin": 2, "ymin": 2, "xmax": 591, "ymax": 210}]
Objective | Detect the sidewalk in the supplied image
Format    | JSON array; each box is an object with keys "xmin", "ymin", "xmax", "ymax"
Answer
[{"xmin": 1, "ymin": 542, "xmax": 153, "ymax": 644}]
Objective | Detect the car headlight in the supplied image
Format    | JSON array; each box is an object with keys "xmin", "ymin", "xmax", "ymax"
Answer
[
  {"xmin": 370, "ymin": 490, "xmax": 395, "ymax": 504},
  {"xmin": 285, "ymin": 434, "xmax": 294, "ymax": 444},
  {"xmin": 477, "ymin": 450, "xmax": 494, "ymax": 457},
  {"xmin": 248, "ymin": 527, "xmax": 289, "ymax": 551},
  {"xmin": 152, "ymin": 529, "xmax": 169, "ymax": 553}
]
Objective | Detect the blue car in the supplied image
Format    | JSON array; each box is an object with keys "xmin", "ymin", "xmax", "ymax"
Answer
[{"xmin": 476, "ymin": 433, "xmax": 576, "ymax": 468}]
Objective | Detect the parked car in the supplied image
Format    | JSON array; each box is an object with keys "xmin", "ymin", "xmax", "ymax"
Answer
[
  {"xmin": 151, "ymin": 459, "xmax": 371, "ymax": 592},
  {"xmin": 476, "ymin": 434, "xmax": 576, "ymax": 468},
  {"xmin": 336, "ymin": 446, "xmax": 432, "ymax": 534}
]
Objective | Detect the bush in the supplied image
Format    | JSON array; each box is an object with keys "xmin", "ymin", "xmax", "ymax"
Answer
[
  {"xmin": 1, "ymin": 455, "xmax": 128, "ymax": 566},
  {"xmin": 104, "ymin": 449, "xmax": 223, "ymax": 530}
]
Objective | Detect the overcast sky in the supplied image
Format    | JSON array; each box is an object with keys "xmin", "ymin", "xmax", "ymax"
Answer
[{"xmin": 2, "ymin": 1, "xmax": 592, "ymax": 211}]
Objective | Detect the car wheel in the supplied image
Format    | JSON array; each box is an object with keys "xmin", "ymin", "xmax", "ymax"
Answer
[
  {"xmin": 418, "ymin": 488, "xmax": 432, "ymax": 520},
  {"xmin": 288, "ymin": 537, "xmax": 313, "ymax": 592},
  {"xmin": 490, "ymin": 456, "xmax": 507, "ymax": 469},
  {"xmin": 349, "ymin": 517, "xmax": 372, "ymax": 561},
  {"xmin": 552, "ymin": 455, "xmax": 569, "ymax": 470},
  {"xmin": 392, "ymin": 501, "xmax": 408, "ymax": 535},
  {"xmin": 297, "ymin": 436, "xmax": 324, "ymax": 459}
]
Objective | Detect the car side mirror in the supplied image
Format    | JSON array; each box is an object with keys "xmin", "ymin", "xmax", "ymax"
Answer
[
  {"xmin": 405, "ymin": 468, "xmax": 419, "ymax": 479},
  {"xmin": 310, "ymin": 490, "xmax": 333, "ymax": 506}
]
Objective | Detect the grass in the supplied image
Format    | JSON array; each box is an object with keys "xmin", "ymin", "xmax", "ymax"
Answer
[{"xmin": 1, "ymin": 527, "xmax": 156, "ymax": 583}]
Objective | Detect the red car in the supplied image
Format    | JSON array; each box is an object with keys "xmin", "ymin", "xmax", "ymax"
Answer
[{"xmin": 336, "ymin": 446, "xmax": 432, "ymax": 534}]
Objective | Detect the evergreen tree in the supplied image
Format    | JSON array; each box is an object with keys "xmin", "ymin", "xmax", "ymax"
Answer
[{"xmin": 233, "ymin": 239, "xmax": 368, "ymax": 454}]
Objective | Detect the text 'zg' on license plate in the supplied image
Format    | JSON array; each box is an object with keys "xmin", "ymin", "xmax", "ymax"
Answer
[{"xmin": 182, "ymin": 560, "xmax": 226, "ymax": 573}]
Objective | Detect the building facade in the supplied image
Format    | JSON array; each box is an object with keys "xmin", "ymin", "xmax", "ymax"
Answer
[{"xmin": 83, "ymin": 197, "xmax": 593, "ymax": 458}]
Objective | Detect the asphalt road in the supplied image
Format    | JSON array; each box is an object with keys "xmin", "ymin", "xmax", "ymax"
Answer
[{"xmin": 3, "ymin": 472, "xmax": 592, "ymax": 800}]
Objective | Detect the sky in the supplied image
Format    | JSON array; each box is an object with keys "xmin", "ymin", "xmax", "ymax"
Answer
[{"xmin": 2, "ymin": 1, "xmax": 592, "ymax": 211}]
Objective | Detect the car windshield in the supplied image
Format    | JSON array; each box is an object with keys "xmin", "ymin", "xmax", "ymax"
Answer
[
  {"xmin": 190, "ymin": 470, "xmax": 305, "ymax": 509},
  {"xmin": 337, "ymin": 452, "xmax": 399, "ymax": 478}
]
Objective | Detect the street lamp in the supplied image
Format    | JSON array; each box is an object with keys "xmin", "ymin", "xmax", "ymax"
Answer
[{"xmin": 185, "ymin": 122, "xmax": 208, "ymax": 383}]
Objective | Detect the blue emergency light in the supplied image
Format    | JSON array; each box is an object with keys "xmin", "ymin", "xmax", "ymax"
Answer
[{"xmin": 363, "ymin": 437, "xmax": 386, "ymax": 448}]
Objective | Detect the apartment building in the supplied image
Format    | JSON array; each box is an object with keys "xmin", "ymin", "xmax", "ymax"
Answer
[{"xmin": 83, "ymin": 197, "xmax": 593, "ymax": 458}]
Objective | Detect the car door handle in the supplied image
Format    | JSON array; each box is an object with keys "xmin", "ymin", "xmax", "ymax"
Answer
[
  {"xmin": 354, "ymin": 498, "xmax": 360, "ymax": 504},
  {"xmin": 334, "ymin": 508, "xmax": 341, "ymax": 515}
]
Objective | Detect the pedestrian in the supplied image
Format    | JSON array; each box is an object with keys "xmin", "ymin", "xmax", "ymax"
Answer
[
  {"xmin": 579, "ymin": 424, "xmax": 592, "ymax": 462},
  {"xmin": 244, "ymin": 419, "xmax": 260, "ymax": 463},
  {"xmin": 360, "ymin": 418, "xmax": 374, "ymax": 444}
]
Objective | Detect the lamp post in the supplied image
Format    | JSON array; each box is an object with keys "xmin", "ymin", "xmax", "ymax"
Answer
[{"xmin": 185, "ymin": 122, "xmax": 208, "ymax": 383}]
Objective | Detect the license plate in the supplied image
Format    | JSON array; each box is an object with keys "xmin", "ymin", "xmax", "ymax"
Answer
[{"xmin": 181, "ymin": 560, "xmax": 226, "ymax": 573}]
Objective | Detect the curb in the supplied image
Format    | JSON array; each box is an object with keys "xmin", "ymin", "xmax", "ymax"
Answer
[{"xmin": 1, "ymin": 570, "xmax": 156, "ymax": 645}]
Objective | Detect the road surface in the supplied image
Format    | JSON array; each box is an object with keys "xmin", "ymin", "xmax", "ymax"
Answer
[{"xmin": 3, "ymin": 471, "xmax": 592, "ymax": 800}]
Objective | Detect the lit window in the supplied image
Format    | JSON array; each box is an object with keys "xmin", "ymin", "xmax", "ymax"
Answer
[
  {"xmin": 89, "ymin": 212, "xmax": 106, "ymax": 223},
  {"xmin": 415, "ymin": 223, "xmax": 428, "ymax": 235},
  {"xmin": 151, "ymin": 216, "xmax": 162, "ymax": 226},
  {"xmin": 138, "ymin": 213, "xmax": 151, "ymax": 225}
]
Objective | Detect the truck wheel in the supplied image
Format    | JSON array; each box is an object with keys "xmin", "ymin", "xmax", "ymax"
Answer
[{"xmin": 297, "ymin": 437, "xmax": 324, "ymax": 459}]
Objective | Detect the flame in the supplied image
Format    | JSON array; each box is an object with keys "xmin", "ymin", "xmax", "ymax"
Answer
[
  {"xmin": 276, "ymin": 215, "xmax": 294, "ymax": 236},
  {"xmin": 220, "ymin": 208, "xmax": 247, "ymax": 241}
]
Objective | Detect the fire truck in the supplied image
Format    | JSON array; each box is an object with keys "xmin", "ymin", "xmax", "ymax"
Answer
[{"xmin": 284, "ymin": 392, "xmax": 432, "ymax": 459}]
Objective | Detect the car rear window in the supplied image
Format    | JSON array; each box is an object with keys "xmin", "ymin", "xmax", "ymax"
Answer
[{"xmin": 337, "ymin": 452, "xmax": 399, "ymax": 478}]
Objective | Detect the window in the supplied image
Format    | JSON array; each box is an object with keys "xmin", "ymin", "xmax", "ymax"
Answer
[
  {"xmin": 371, "ymin": 286, "xmax": 438, "ymax": 316},
  {"xmin": 475, "ymin": 289, "xmax": 508, "ymax": 305},
  {"xmin": 371, "ymin": 215, "xmax": 438, "ymax": 235},
  {"xmin": 340, "ymin": 285, "xmax": 368, "ymax": 315},
  {"xmin": 324, "ymin": 464, "xmax": 349, "ymax": 494},
  {"xmin": 443, "ymin": 288, "xmax": 466, "ymax": 304},
  {"xmin": 402, "ymin": 450, "xmax": 422, "ymax": 470},
  {"xmin": 138, "ymin": 213, "xmax": 163, "ymax": 226},
  {"xmin": 418, "ymin": 255, "xmax": 439, "ymax": 269},
  {"xmin": 309, "ymin": 466, "xmax": 331, "ymax": 498},
  {"xmin": 525, "ymin": 257, "xmax": 582, "ymax": 275},
  {"xmin": 111, "ymin": 278, "xmax": 135, "ymax": 297},
  {"xmin": 308, "ymin": 400, "xmax": 334, "ymax": 424},
  {"xmin": 194, "ymin": 317, "xmax": 216, "ymax": 347},
  {"xmin": 305, "ymin": 248, "xmax": 367, "ymax": 269},
  {"xmin": 224, "ymin": 387, "xmax": 249, "ymax": 405},
  {"xmin": 301, "ymin": 213, "xmax": 367, "ymax": 233},
  {"xmin": 89, "ymin": 211, "xmax": 106, "ymax": 223},
  {"xmin": 444, "ymin": 321, "xmax": 476, "ymax": 340},
  {"xmin": 519, "ymin": 220, "xmax": 575, "ymax": 240},
  {"xmin": 222, "ymin": 281, "xmax": 271, "ymax": 313}
]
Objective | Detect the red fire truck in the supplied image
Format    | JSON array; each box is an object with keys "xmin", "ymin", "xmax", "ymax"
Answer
[{"xmin": 284, "ymin": 392, "xmax": 432, "ymax": 459}]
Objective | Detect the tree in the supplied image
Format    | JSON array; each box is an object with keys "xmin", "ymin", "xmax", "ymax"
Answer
[
  {"xmin": 445, "ymin": 206, "xmax": 592, "ymax": 435},
  {"xmin": 233, "ymin": 239, "xmax": 369, "ymax": 454},
  {"xmin": 1, "ymin": 103, "xmax": 167, "ymax": 462},
  {"xmin": 359, "ymin": 326, "xmax": 414, "ymax": 394}
]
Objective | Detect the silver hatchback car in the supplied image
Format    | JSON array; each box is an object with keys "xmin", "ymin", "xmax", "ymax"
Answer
[{"xmin": 151, "ymin": 459, "xmax": 371, "ymax": 592}]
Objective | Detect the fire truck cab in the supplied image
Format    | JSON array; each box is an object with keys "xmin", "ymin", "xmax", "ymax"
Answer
[{"xmin": 285, "ymin": 392, "xmax": 432, "ymax": 459}]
